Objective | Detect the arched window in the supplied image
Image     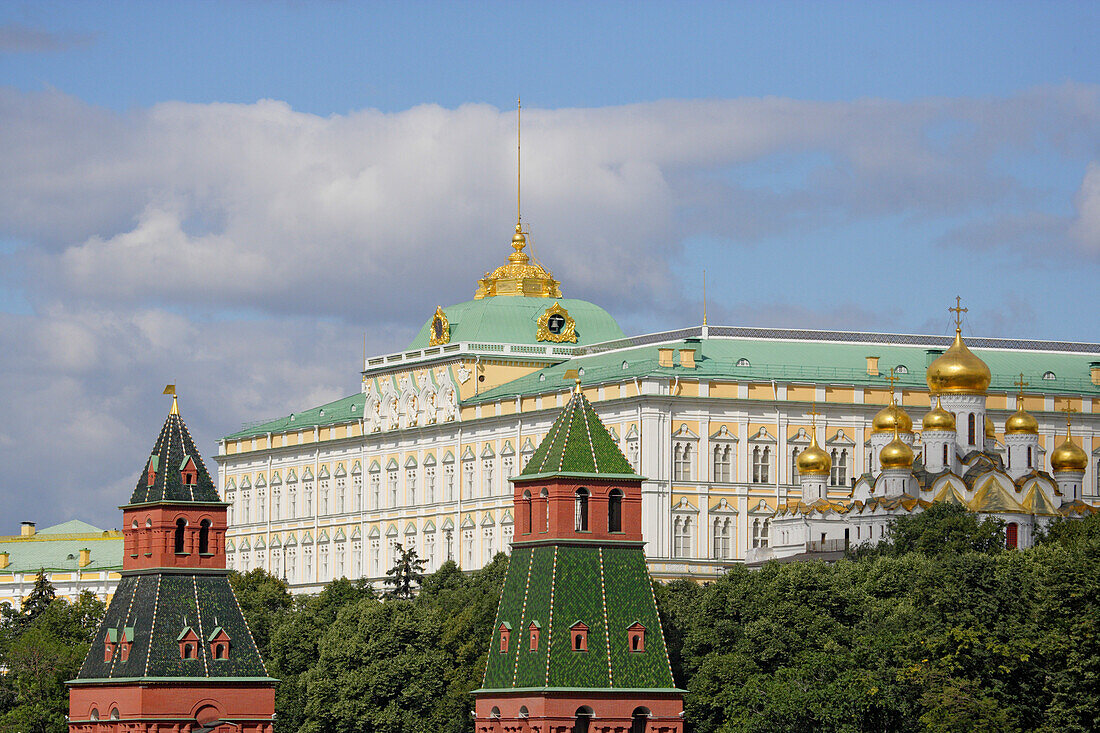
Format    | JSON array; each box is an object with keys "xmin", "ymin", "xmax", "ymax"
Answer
[
  {"xmin": 490, "ymin": 706, "xmax": 501, "ymax": 719},
  {"xmin": 174, "ymin": 519, "xmax": 187, "ymax": 554},
  {"xmin": 1043, "ymin": 371, "xmax": 1056, "ymax": 380},
  {"xmin": 214, "ymin": 643, "xmax": 226, "ymax": 659},
  {"xmin": 713, "ymin": 444, "xmax": 732, "ymax": 482},
  {"xmin": 574, "ymin": 489, "xmax": 589, "ymax": 532},
  {"xmin": 752, "ymin": 446, "xmax": 771, "ymax": 483},
  {"xmin": 110, "ymin": 708, "xmax": 120, "ymax": 721},
  {"xmin": 1006, "ymin": 522, "xmax": 1018, "ymax": 549},
  {"xmin": 199, "ymin": 519, "xmax": 211, "ymax": 555},
  {"xmin": 736, "ymin": 358, "xmax": 750, "ymax": 367},
  {"xmin": 574, "ymin": 706, "xmax": 594, "ymax": 733},
  {"xmin": 519, "ymin": 706, "xmax": 529, "ymax": 718},
  {"xmin": 673, "ymin": 515, "xmax": 692, "ymax": 558},
  {"xmin": 968, "ymin": 414, "xmax": 976, "ymax": 445},
  {"xmin": 673, "ymin": 443, "xmax": 692, "ymax": 481},
  {"xmin": 522, "ymin": 491, "xmax": 532, "ymax": 534},
  {"xmin": 713, "ymin": 517, "xmax": 732, "ymax": 559},
  {"xmin": 895, "ymin": 365, "xmax": 908, "ymax": 374},
  {"xmin": 943, "ymin": 444, "xmax": 949, "ymax": 465},
  {"xmin": 1027, "ymin": 446, "xmax": 1033, "ymax": 468},
  {"xmin": 631, "ymin": 707, "xmax": 652, "ymax": 733},
  {"xmin": 183, "ymin": 643, "xmax": 194, "ymax": 659},
  {"xmin": 791, "ymin": 447, "xmax": 801, "ymax": 482},
  {"xmin": 89, "ymin": 708, "xmax": 99, "ymax": 721},
  {"xmin": 608, "ymin": 489, "xmax": 623, "ymax": 533},
  {"xmin": 540, "ymin": 488, "xmax": 549, "ymax": 532}
]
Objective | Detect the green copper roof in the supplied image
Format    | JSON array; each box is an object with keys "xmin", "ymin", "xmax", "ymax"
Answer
[
  {"xmin": 38, "ymin": 520, "xmax": 106, "ymax": 535},
  {"xmin": 224, "ymin": 392, "xmax": 362, "ymax": 440},
  {"xmin": 481, "ymin": 544, "xmax": 676, "ymax": 692},
  {"xmin": 74, "ymin": 572, "xmax": 269, "ymax": 681},
  {"xmin": 130, "ymin": 407, "xmax": 220, "ymax": 505},
  {"xmin": 0, "ymin": 535, "xmax": 122, "ymax": 574},
  {"xmin": 519, "ymin": 389, "xmax": 638, "ymax": 479},
  {"xmin": 471, "ymin": 332, "xmax": 1100, "ymax": 404},
  {"xmin": 406, "ymin": 296, "xmax": 625, "ymax": 350}
]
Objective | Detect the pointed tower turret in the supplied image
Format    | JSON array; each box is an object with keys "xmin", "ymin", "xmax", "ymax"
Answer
[
  {"xmin": 68, "ymin": 390, "xmax": 276, "ymax": 733},
  {"xmin": 473, "ymin": 382, "xmax": 684, "ymax": 731}
]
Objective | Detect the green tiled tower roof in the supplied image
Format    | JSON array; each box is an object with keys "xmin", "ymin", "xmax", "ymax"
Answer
[
  {"xmin": 519, "ymin": 388, "xmax": 640, "ymax": 480},
  {"xmin": 478, "ymin": 544, "xmax": 677, "ymax": 693},
  {"xmin": 72, "ymin": 572, "xmax": 271, "ymax": 683},
  {"xmin": 129, "ymin": 401, "xmax": 220, "ymax": 505}
]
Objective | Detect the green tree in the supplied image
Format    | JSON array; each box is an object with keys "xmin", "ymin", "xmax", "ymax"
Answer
[
  {"xmin": 849, "ymin": 502, "xmax": 1006, "ymax": 559},
  {"xmin": 229, "ymin": 568, "xmax": 293, "ymax": 656},
  {"xmin": 20, "ymin": 572, "xmax": 55, "ymax": 623},
  {"xmin": 384, "ymin": 544, "xmax": 426, "ymax": 599}
]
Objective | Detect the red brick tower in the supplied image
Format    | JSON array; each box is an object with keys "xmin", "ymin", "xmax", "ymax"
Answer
[
  {"xmin": 67, "ymin": 393, "xmax": 276, "ymax": 732},
  {"xmin": 473, "ymin": 383, "xmax": 684, "ymax": 732}
]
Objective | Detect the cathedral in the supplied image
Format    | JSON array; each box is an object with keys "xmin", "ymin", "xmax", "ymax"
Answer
[{"xmin": 769, "ymin": 312, "xmax": 1095, "ymax": 559}]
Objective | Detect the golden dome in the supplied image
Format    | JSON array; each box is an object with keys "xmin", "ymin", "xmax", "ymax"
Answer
[
  {"xmin": 474, "ymin": 223, "xmax": 562, "ymax": 299},
  {"xmin": 926, "ymin": 329, "xmax": 991, "ymax": 395},
  {"xmin": 880, "ymin": 431, "xmax": 914, "ymax": 470},
  {"xmin": 797, "ymin": 433, "xmax": 831, "ymax": 476},
  {"xmin": 1004, "ymin": 407, "xmax": 1039, "ymax": 435},
  {"xmin": 984, "ymin": 416, "xmax": 995, "ymax": 439},
  {"xmin": 872, "ymin": 402, "xmax": 913, "ymax": 434},
  {"xmin": 922, "ymin": 398, "xmax": 956, "ymax": 432},
  {"xmin": 1051, "ymin": 431, "xmax": 1088, "ymax": 472}
]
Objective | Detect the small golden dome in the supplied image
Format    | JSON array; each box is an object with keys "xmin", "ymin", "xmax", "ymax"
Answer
[
  {"xmin": 1004, "ymin": 407, "xmax": 1039, "ymax": 435},
  {"xmin": 512, "ymin": 223, "xmax": 527, "ymax": 248},
  {"xmin": 984, "ymin": 416, "xmax": 995, "ymax": 439},
  {"xmin": 880, "ymin": 433, "xmax": 915, "ymax": 470},
  {"xmin": 926, "ymin": 329, "xmax": 991, "ymax": 395},
  {"xmin": 872, "ymin": 403, "xmax": 913, "ymax": 434},
  {"xmin": 474, "ymin": 222, "xmax": 562, "ymax": 299},
  {"xmin": 922, "ymin": 398, "xmax": 956, "ymax": 432},
  {"xmin": 797, "ymin": 434, "xmax": 831, "ymax": 476},
  {"xmin": 1051, "ymin": 432, "xmax": 1088, "ymax": 472}
]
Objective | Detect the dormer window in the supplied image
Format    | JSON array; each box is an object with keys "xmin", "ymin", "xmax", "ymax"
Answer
[
  {"xmin": 529, "ymin": 621, "xmax": 541, "ymax": 651},
  {"xmin": 208, "ymin": 627, "xmax": 231, "ymax": 661},
  {"xmin": 146, "ymin": 455, "xmax": 159, "ymax": 487},
  {"xmin": 627, "ymin": 622, "xmax": 646, "ymax": 652},
  {"xmin": 570, "ymin": 621, "xmax": 589, "ymax": 652},
  {"xmin": 498, "ymin": 622, "xmax": 511, "ymax": 653},
  {"xmin": 178, "ymin": 626, "xmax": 200, "ymax": 659},
  {"xmin": 180, "ymin": 456, "xmax": 198, "ymax": 486},
  {"xmin": 104, "ymin": 640, "xmax": 114, "ymax": 662}
]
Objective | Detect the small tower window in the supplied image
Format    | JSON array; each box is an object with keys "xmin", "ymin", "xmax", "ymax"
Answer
[
  {"xmin": 529, "ymin": 621, "xmax": 541, "ymax": 651},
  {"xmin": 574, "ymin": 488, "xmax": 589, "ymax": 532},
  {"xmin": 104, "ymin": 640, "xmax": 114, "ymax": 662},
  {"xmin": 570, "ymin": 621, "xmax": 589, "ymax": 652},
  {"xmin": 895, "ymin": 365, "xmax": 908, "ymax": 374},
  {"xmin": 968, "ymin": 414, "xmax": 976, "ymax": 445},
  {"xmin": 1027, "ymin": 446, "xmax": 1033, "ymax": 468},
  {"xmin": 183, "ymin": 643, "xmax": 194, "ymax": 659},
  {"xmin": 608, "ymin": 489, "xmax": 623, "ymax": 533},
  {"xmin": 540, "ymin": 488, "xmax": 550, "ymax": 532},
  {"xmin": 627, "ymin": 622, "xmax": 646, "ymax": 652},
  {"xmin": 89, "ymin": 709, "xmax": 99, "ymax": 721},
  {"xmin": 110, "ymin": 708, "xmax": 119, "ymax": 721},
  {"xmin": 522, "ymin": 490, "xmax": 532, "ymax": 535},
  {"xmin": 943, "ymin": 444, "xmax": 949, "ymax": 465},
  {"xmin": 214, "ymin": 643, "xmax": 227, "ymax": 660},
  {"xmin": 498, "ymin": 623, "xmax": 511, "ymax": 653},
  {"xmin": 174, "ymin": 518, "xmax": 187, "ymax": 554},
  {"xmin": 1043, "ymin": 371, "xmax": 1056, "ymax": 380},
  {"xmin": 199, "ymin": 519, "xmax": 211, "ymax": 555},
  {"xmin": 736, "ymin": 358, "xmax": 750, "ymax": 367}
]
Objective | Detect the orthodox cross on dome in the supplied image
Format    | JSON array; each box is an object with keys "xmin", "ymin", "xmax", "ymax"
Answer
[
  {"xmin": 1014, "ymin": 373, "xmax": 1029, "ymax": 400},
  {"xmin": 884, "ymin": 367, "xmax": 900, "ymax": 403},
  {"xmin": 1060, "ymin": 403, "xmax": 1079, "ymax": 429},
  {"xmin": 807, "ymin": 405, "xmax": 822, "ymax": 429},
  {"xmin": 949, "ymin": 296, "xmax": 968, "ymax": 332}
]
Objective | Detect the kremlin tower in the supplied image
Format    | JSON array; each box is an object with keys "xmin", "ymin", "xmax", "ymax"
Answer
[
  {"xmin": 473, "ymin": 380, "xmax": 684, "ymax": 732},
  {"xmin": 68, "ymin": 391, "xmax": 276, "ymax": 733}
]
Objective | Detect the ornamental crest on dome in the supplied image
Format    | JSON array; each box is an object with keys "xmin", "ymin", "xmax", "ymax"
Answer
[
  {"xmin": 536, "ymin": 302, "xmax": 577, "ymax": 343},
  {"xmin": 428, "ymin": 306, "xmax": 450, "ymax": 346}
]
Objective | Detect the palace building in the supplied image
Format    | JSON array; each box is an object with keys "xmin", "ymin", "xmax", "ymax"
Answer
[
  {"xmin": 68, "ymin": 395, "xmax": 276, "ymax": 733},
  {"xmin": 0, "ymin": 520, "xmax": 122, "ymax": 610},
  {"xmin": 214, "ymin": 214, "xmax": 1100, "ymax": 588}
]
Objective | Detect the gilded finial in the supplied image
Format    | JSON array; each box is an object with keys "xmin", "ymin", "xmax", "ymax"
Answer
[
  {"xmin": 517, "ymin": 97, "xmax": 522, "ymax": 230},
  {"xmin": 807, "ymin": 404, "xmax": 821, "ymax": 444},
  {"xmin": 1060, "ymin": 403, "xmax": 1079, "ymax": 432},
  {"xmin": 702, "ymin": 269, "xmax": 708, "ymax": 326},
  {"xmin": 163, "ymin": 384, "xmax": 179, "ymax": 415},
  {"xmin": 884, "ymin": 367, "xmax": 900, "ymax": 404},
  {"xmin": 949, "ymin": 296, "xmax": 968, "ymax": 333},
  {"xmin": 1014, "ymin": 373, "xmax": 1029, "ymax": 401}
]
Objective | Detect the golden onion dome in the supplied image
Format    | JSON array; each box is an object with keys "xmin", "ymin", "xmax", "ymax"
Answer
[
  {"xmin": 872, "ymin": 402, "xmax": 913, "ymax": 434},
  {"xmin": 926, "ymin": 329, "xmax": 991, "ymax": 395},
  {"xmin": 880, "ymin": 431, "xmax": 915, "ymax": 470},
  {"xmin": 797, "ymin": 434, "xmax": 831, "ymax": 477},
  {"xmin": 1004, "ymin": 407, "xmax": 1039, "ymax": 435},
  {"xmin": 922, "ymin": 398, "xmax": 956, "ymax": 432},
  {"xmin": 984, "ymin": 416, "xmax": 996, "ymax": 439},
  {"xmin": 1050, "ymin": 432, "xmax": 1088, "ymax": 472}
]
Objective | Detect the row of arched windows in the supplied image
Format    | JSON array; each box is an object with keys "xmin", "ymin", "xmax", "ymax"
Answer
[
  {"xmin": 172, "ymin": 518, "xmax": 212, "ymax": 555},
  {"xmin": 486, "ymin": 705, "xmax": 652, "ymax": 733},
  {"xmin": 518, "ymin": 488, "xmax": 623, "ymax": 534}
]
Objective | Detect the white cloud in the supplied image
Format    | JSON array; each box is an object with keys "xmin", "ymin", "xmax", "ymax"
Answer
[
  {"xmin": 1, "ymin": 86, "xmax": 1099, "ymax": 528},
  {"xmin": 1070, "ymin": 161, "xmax": 1100, "ymax": 252}
]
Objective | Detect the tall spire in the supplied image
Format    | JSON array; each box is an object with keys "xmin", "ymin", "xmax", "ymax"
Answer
[{"xmin": 517, "ymin": 97, "xmax": 522, "ymax": 230}]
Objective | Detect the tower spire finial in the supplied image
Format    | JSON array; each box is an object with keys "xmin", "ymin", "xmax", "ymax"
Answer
[
  {"xmin": 702, "ymin": 269, "xmax": 708, "ymax": 326},
  {"xmin": 517, "ymin": 97, "xmax": 522, "ymax": 229},
  {"xmin": 163, "ymin": 384, "xmax": 178, "ymax": 415}
]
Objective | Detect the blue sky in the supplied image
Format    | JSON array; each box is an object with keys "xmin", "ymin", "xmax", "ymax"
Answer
[{"xmin": 1, "ymin": 1, "xmax": 1098, "ymax": 529}]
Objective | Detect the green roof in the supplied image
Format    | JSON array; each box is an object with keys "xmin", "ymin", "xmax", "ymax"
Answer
[
  {"xmin": 480, "ymin": 544, "xmax": 676, "ymax": 692},
  {"xmin": 129, "ymin": 408, "xmax": 220, "ymax": 505},
  {"xmin": 518, "ymin": 389, "xmax": 639, "ymax": 480},
  {"xmin": 225, "ymin": 392, "xmax": 363, "ymax": 440},
  {"xmin": 38, "ymin": 520, "xmax": 106, "ymax": 535},
  {"xmin": 74, "ymin": 572, "xmax": 269, "ymax": 682},
  {"xmin": 471, "ymin": 332, "xmax": 1100, "ymax": 404},
  {"xmin": 406, "ymin": 296, "xmax": 625, "ymax": 350},
  {"xmin": 0, "ymin": 536, "xmax": 122, "ymax": 574}
]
